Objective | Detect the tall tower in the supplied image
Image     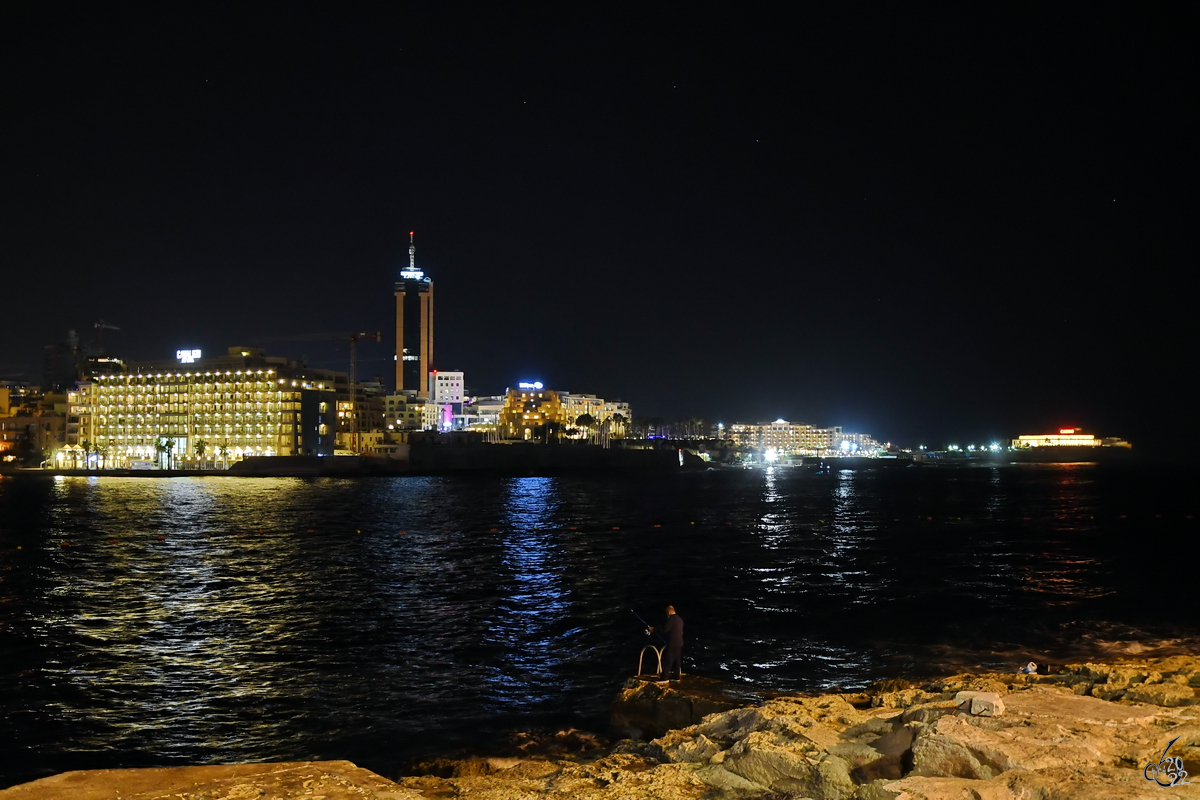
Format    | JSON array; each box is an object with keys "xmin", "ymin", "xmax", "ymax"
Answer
[{"xmin": 394, "ymin": 231, "xmax": 434, "ymax": 397}]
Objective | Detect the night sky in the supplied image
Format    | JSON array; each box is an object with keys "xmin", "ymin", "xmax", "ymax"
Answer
[{"xmin": 2, "ymin": 5, "xmax": 1194, "ymax": 453}]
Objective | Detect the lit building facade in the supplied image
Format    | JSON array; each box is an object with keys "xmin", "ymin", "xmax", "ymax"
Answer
[
  {"xmin": 561, "ymin": 393, "xmax": 631, "ymax": 439},
  {"xmin": 728, "ymin": 420, "xmax": 879, "ymax": 455},
  {"xmin": 730, "ymin": 420, "xmax": 836, "ymax": 452},
  {"xmin": 499, "ymin": 383, "xmax": 630, "ymax": 441},
  {"xmin": 430, "ymin": 370, "xmax": 465, "ymax": 430},
  {"xmin": 457, "ymin": 394, "xmax": 505, "ymax": 432},
  {"xmin": 0, "ymin": 414, "xmax": 64, "ymax": 462},
  {"xmin": 335, "ymin": 378, "xmax": 385, "ymax": 453},
  {"xmin": 1012, "ymin": 428, "xmax": 1131, "ymax": 448},
  {"xmin": 394, "ymin": 233, "xmax": 434, "ymax": 398},
  {"xmin": 501, "ymin": 384, "xmax": 567, "ymax": 440},
  {"xmin": 66, "ymin": 347, "xmax": 340, "ymax": 466},
  {"xmin": 430, "ymin": 371, "xmax": 464, "ymax": 404},
  {"xmin": 384, "ymin": 393, "xmax": 438, "ymax": 432},
  {"xmin": 833, "ymin": 431, "xmax": 881, "ymax": 452}
]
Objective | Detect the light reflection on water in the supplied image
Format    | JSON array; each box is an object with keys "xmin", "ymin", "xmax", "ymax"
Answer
[
  {"xmin": 0, "ymin": 467, "xmax": 1198, "ymax": 788},
  {"xmin": 485, "ymin": 477, "xmax": 569, "ymax": 706}
]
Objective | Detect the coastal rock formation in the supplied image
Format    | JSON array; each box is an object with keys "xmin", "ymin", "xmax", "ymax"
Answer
[
  {"xmin": 6, "ymin": 657, "xmax": 1198, "ymax": 799},
  {"xmin": 0, "ymin": 760, "xmax": 423, "ymax": 800},
  {"xmin": 609, "ymin": 674, "xmax": 747, "ymax": 739},
  {"xmin": 393, "ymin": 656, "xmax": 1200, "ymax": 799}
]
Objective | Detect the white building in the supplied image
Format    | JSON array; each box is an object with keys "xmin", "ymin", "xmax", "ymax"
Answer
[
  {"xmin": 429, "ymin": 371, "xmax": 465, "ymax": 404},
  {"xmin": 427, "ymin": 370, "xmax": 465, "ymax": 430}
]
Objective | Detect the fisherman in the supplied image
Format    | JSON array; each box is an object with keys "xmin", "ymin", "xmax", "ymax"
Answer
[{"xmin": 649, "ymin": 605, "xmax": 684, "ymax": 680}]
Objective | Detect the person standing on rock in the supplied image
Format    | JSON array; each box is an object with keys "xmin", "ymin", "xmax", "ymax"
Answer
[{"xmin": 649, "ymin": 605, "xmax": 684, "ymax": 680}]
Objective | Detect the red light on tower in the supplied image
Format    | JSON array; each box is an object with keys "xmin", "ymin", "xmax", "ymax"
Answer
[{"xmin": 1059, "ymin": 428, "xmax": 1076, "ymax": 435}]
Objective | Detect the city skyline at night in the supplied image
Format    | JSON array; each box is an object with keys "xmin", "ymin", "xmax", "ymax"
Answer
[{"xmin": 2, "ymin": 5, "xmax": 1192, "ymax": 456}]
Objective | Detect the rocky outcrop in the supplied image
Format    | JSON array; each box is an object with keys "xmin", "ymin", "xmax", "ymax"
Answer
[
  {"xmin": 394, "ymin": 656, "xmax": 1200, "ymax": 799},
  {"xmin": 609, "ymin": 674, "xmax": 750, "ymax": 738},
  {"xmin": 8, "ymin": 657, "xmax": 1199, "ymax": 799},
  {"xmin": 0, "ymin": 761, "xmax": 422, "ymax": 800}
]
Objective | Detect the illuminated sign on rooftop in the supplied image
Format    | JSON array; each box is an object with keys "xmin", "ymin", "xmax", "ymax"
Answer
[
  {"xmin": 176, "ymin": 349, "xmax": 201, "ymax": 364},
  {"xmin": 399, "ymin": 269, "xmax": 425, "ymax": 280},
  {"xmin": 518, "ymin": 381, "xmax": 544, "ymax": 390}
]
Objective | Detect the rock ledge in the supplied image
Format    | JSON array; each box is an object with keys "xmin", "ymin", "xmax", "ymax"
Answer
[{"xmin": 5, "ymin": 656, "xmax": 1199, "ymax": 799}]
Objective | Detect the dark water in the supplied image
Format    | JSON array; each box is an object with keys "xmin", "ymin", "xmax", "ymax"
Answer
[{"xmin": 1, "ymin": 465, "xmax": 1197, "ymax": 788}]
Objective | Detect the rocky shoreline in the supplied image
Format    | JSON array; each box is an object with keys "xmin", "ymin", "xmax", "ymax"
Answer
[
  {"xmin": 396, "ymin": 655, "xmax": 1200, "ymax": 799},
  {"xmin": 4, "ymin": 655, "xmax": 1198, "ymax": 799}
]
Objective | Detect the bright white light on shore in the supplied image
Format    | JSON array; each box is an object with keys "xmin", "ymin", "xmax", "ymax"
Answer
[{"xmin": 764, "ymin": 447, "xmax": 780, "ymax": 462}]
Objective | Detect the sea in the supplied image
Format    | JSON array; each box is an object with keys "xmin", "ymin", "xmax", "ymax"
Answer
[{"xmin": 1, "ymin": 463, "xmax": 1197, "ymax": 788}]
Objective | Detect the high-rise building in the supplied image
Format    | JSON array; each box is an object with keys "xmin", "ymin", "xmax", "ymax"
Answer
[
  {"xmin": 429, "ymin": 370, "xmax": 465, "ymax": 430},
  {"xmin": 394, "ymin": 232, "xmax": 434, "ymax": 398},
  {"xmin": 64, "ymin": 346, "xmax": 340, "ymax": 465},
  {"xmin": 726, "ymin": 420, "xmax": 879, "ymax": 454}
]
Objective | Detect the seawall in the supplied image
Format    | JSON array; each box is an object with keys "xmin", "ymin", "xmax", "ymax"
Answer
[{"xmin": 4, "ymin": 444, "xmax": 700, "ymax": 478}]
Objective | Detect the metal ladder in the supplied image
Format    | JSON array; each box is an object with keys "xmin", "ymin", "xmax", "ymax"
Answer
[{"xmin": 637, "ymin": 645, "xmax": 663, "ymax": 677}]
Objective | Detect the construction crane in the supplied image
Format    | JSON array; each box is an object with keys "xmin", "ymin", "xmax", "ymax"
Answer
[
  {"xmin": 243, "ymin": 330, "xmax": 385, "ymax": 453},
  {"xmin": 348, "ymin": 332, "xmax": 382, "ymax": 455},
  {"xmin": 94, "ymin": 320, "xmax": 120, "ymax": 353}
]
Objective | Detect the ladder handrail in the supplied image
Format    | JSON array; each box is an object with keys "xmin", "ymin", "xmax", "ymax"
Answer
[{"xmin": 638, "ymin": 644, "xmax": 663, "ymax": 677}]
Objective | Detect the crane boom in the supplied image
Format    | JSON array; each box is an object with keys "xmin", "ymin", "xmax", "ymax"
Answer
[
  {"xmin": 94, "ymin": 320, "xmax": 120, "ymax": 352},
  {"xmin": 348, "ymin": 332, "xmax": 382, "ymax": 454}
]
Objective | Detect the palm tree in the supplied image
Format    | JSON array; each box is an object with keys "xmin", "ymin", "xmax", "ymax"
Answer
[
  {"xmin": 218, "ymin": 441, "xmax": 231, "ymax": 470},
  {"xmin": 575, "ymin": 413, "xmax": 596, "ymax": 443},
  {"xmin": 611, "ymin": 413, "xmax": 627, "ymax": 440},
  {"xmin": 154, "ymin": 437, "xmax": 177, "ymax": 470},
  {"xmin": 154, "ymin": 437, "xmax": 167, "ymax": 470},
  {"xmin": 194, "ymin": 439, "xmax": 208, "ymax": 469}
]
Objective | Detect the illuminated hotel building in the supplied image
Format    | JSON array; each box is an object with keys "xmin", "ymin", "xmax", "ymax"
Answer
[
  {"xmin": 501, "ymin": 384, "xmax": 567, "ymax": 440},
  {"xmin": 561, "ymin": 393, "xmax": 631, "ymax": 439},
  {"xmin": 499, "ymin": 383, "xmax": 631, "ymax": 441},
  {"xmin": 395, "ymin": 232, "xmax": 434, "ymax": 398},
  {"xmin": 67, "ymin": 347, "xmax": 340, "ymax": 465},
  {"xmin": 728, "ymin": 420, "xmax": 880, "ymax": 455},
  {"xmin": 1011, "ymin": 428, "xmax": 1131, "ymax": 449}
]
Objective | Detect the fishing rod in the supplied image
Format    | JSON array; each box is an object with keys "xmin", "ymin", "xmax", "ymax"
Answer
[{"xmin": 631, "ymin": 608, "xmax": 666, "ymax": 645}]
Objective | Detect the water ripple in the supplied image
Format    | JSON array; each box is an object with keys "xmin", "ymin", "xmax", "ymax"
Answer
[{"xmin": 1, "ymin": 467, "xmax": 1198, "ymax": 788}]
